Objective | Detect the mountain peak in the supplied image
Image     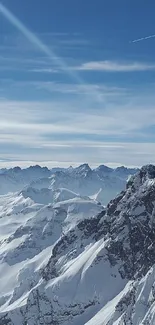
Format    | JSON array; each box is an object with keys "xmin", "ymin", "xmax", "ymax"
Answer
[
  {"xmin": 115, "ymin": 165, "xmax": 127, "ymax": 171},
  {"xmin": 28, "ymin": 165, "xmax": 49, "ymax": 171},
  {"xmin": 127, "ymin": 164, "xmax": 155, "ymax": 190},
  {"xmin": 74, "ymin": 163, "xmax": 92, "ymax": 174},
  {"xmin": 95, "ymin": 164, "xmax": 112, "ymax": 173},
  {"xmin": 10, "ymin": 166, "xmax": 21, "ymax": 172},
  {"xmin": 140, "ymin": 164, "xmax": 155, "ymax": 179},
  {"xmin": 77, "ymin": 163, "xmax": 91, "ymax": 170}
]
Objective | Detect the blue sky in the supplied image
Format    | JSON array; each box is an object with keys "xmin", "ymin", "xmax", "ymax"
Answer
[{"xmin": 0, "ymin": 0, "xmax": 155, "ymax": 168}]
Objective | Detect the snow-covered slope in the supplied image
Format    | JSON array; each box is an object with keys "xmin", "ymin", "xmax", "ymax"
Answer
[
  {"xmin": 0, "ymin": 165, "xmax": 50, "ymax": 195},
  {"xmin": 0, "ymin": 164, "xmax": 155, "ymax": 324},
  {"xmin": 0, "ymin": 188, "xmax": 104, "ymax": 325}
]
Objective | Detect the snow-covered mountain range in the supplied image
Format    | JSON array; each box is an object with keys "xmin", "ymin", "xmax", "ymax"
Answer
[
  {"xmin": 0, "ymin": 164, "xmax": 138, "ymax": 205},
  {"xmin": 2, "ymin": 163, "xmax": 155, "ymax": 324}
]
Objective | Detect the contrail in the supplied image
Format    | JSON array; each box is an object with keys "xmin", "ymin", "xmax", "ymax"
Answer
[
  {"xmin": 0, "ymin": 3, "xmax": 79, "ymax": 82},
  {"xmin": 131, "ymin": 34, "xmax": 155, "ymax": 43},
  {"xmin": 0, "ymin": 3, "xmax": 106, "ymax": 105}
]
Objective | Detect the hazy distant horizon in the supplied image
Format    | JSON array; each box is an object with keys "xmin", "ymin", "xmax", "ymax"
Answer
[{"xmin": 0, "ymin": 159, "xmax": 141, "ymax": 170}]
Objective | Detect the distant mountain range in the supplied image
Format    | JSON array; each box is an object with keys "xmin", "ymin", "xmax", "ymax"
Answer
[{"xmin": 0, "ymin": 163, "xmax": 138, "ymax": 205}]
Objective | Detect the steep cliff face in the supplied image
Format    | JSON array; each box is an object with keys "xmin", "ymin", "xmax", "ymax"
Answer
[{"xmin": 0, "ymin": 165, "xmax": 155, "ymax": 325}]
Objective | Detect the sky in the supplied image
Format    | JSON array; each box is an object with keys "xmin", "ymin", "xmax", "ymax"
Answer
[{"xmin": 0, "ymin": 0, "xmax": 155, "ymax": 168}]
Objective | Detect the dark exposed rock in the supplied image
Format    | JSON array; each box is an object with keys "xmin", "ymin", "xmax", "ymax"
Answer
[
  {"xmin": 0, "ymin": 315, "xmax": 12, "ymax": 325},
  {"xmin": 98, "ymin": 165, "xmax": 155, "ymax": 279},
  {"xmin": 115, "ymin": 286, "xmax": 136, "ymax": 313},
  {"xmin": 77, "ymin": 211, "xmax": 105, "ymax": 239}
]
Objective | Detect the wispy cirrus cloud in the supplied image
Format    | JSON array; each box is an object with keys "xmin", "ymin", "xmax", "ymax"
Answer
[
  {"xmin": 0, "ymin": 141, "xmax": 154, "ymax": 169},
  {"xmin": 0, "ymin": 98, "xmax": 154, "ymax": 140},
  {"xmin": 0, "ymin": 97, "xmax": 154, "ymax": 167},
  {"xmin": 30, "ymin": 68, "xmax": 58, "ymax": 73},
  {"xmin": 33, "ymin": 81, "xmax": 127, "ymax": 97},
  {"xmin": 75, "ymin": 60, "xmax": 155, "ymax": 72}
]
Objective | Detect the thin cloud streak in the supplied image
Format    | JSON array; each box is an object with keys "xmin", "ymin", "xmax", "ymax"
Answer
[
  {"xmin": 0, "ymin": 4, "xmax": 72, "ymax": 77},
  {"xmin": 0, "ymin": 142, "xmax": 154, "ymax": 169},
  {"xmin": 131, "ymin": 34, "xmax": 155, "ymax": 43},
  {"xmin": 75, "ymin": 60, "xmax": 155, "ymax": 72},
  {"xmin": 30, "ymin": 68, "xmax": 58, "ymax": 73},
  {"xmin": 0, "ymin": 3, "xmax": 104, "ymax": 104}
]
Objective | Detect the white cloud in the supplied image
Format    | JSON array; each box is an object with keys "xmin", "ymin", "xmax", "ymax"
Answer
[{"xmin": 75, "ymin": 60, "xmax": 155, "ymax": 72}]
